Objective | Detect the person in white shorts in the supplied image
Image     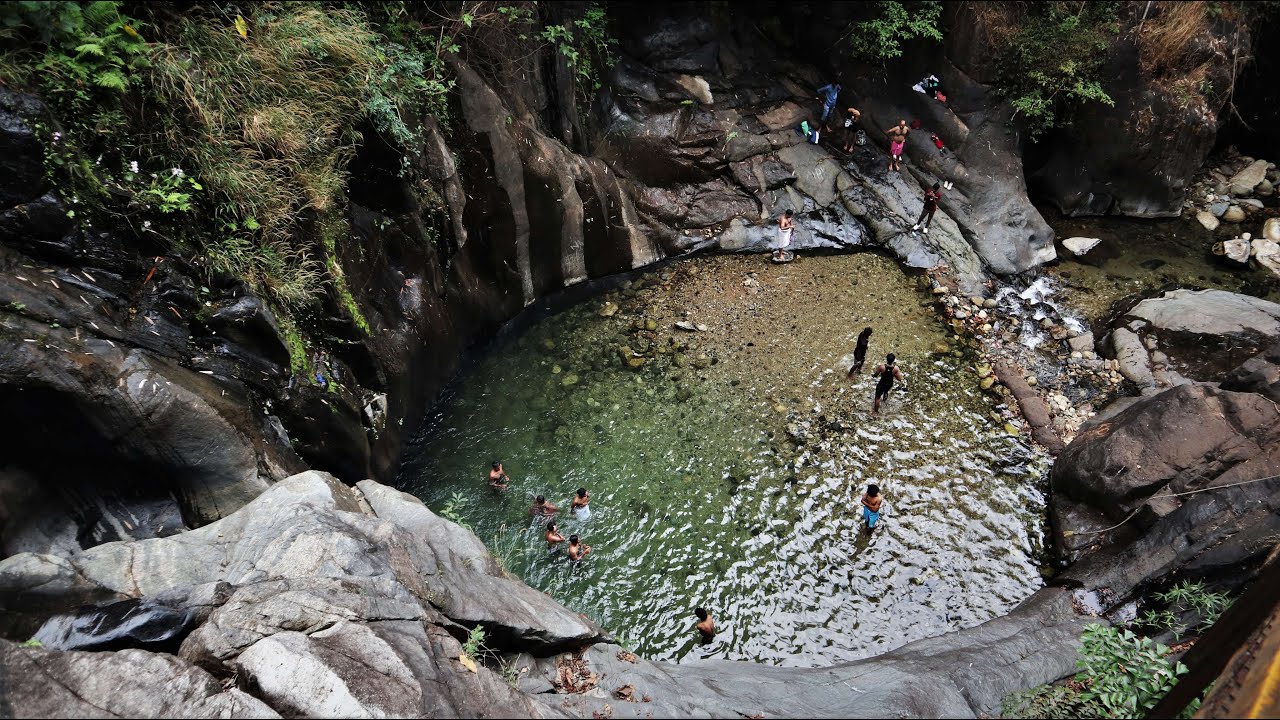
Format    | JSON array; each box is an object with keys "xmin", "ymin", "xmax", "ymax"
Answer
[{"xmin": 774, "ymin": 209, "xmax": 794, "ymax": 261}]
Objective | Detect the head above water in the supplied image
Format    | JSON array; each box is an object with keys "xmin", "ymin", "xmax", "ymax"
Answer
[
  {"xmin": 492, "ymin": 461, "xmax": 502, "ymax": 471},
  {"xmin": 886, "ymin": 353, "xmax": 896, "ymax": 365},
  {"xmin": 867, "ymin": 483, "xmax": 880, "ymax": 497},
  {"xmin": 547, "ymin": 521, "xmax": 557, "ymax": 533},
  {"xmin": 569, "ymin": 534, "xmax": 580, "ymax": 544},
  {"xmin": 695, "ymin": 607, "xmax": 708, "ymax": 621},
  {"xmin": 577, "ymin": 487, "xmax": 587, "ymax": 498},
  {"xmin": 535, "ymin": 495, "xmax": 545, "ymax": 504}
]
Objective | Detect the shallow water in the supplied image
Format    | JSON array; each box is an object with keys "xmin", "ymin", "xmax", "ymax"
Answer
[
  {"xmin": 399, "ymin": 255, "xmax": 1049, "ymax": 667},
  {"xmin": 1041, "ymin": 207, "xmax": 1280, "ymax": 323}
]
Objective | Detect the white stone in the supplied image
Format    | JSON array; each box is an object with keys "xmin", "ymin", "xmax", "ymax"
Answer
[
  {"xmin": 1264, "ymin": 217, "xmax": 1280, "ymax": 243},
  {"xmin": 1196, "ymin": 210, "xmax": 1220, "ymax": 231},
  {"xmin": 673, "ymin": 74, "xmax": 713, "ymax": 105},
  {"xmin": 1062, "ymin": 236, "xmax": 1102, "ymax": 256},
  {"xmin": 1223, "ymin": 206, "xmax": 1246, "ymax": 223},
  {"xmin": 1228, "ymin": 159, "xmax": 1269, "ymax": 195}
]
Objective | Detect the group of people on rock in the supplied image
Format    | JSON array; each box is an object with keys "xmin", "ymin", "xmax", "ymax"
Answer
[{"xmin": 784, "ymin": 78, "xmax": 956, "ymax": 259}]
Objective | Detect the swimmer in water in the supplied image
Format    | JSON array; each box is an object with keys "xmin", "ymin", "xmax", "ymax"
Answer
[
  {"xmin": 694, "ymin": 607, "xmax": 715, "ymax": 639},
  {"xmin": 861, "ymin": 483, "xmax": 883, "ymax": 530},
  {"xmin": 529, "ymin": 495, "xmax": 559, "ymax": 518},
  {"xmin": 571, "ymin": 487, "xmax": 591, "ymax": 520},
  {"xmin": 545, "ymin": 521, "xmax": 565, "ymax": 551},
  {"xmin": 871, "ymin": 353, "xmax": 905, "ymax": 415},
  {"xmin": 848, "ymin": 327, "xmax": 873, "ymax": 377},
  {"xmin": 567, "ymin": 534, "xmax": 592, "ymax": 561},
  {"xmin": 488, "ymin": 461, "xmax": 509, "ymax": 490}
]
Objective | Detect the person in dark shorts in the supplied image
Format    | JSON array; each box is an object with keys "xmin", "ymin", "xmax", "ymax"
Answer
[
  {"xmin": 848, "ymin": 327, "xmax": 873, "ymax": 377},
  {"xmin": 567, "ymin": 534, "xmax": 592, "ymax": 561},
  {"xmin": 872, "ymin": 353, "xmax": 905, "ymax": 415},
  {"xmin": 488, "ymin": 461, "xmax": 509, "ymax": 489},
  {"xmin": 841, "ymin": 107, "xmax": 862, "ymax": 152},
  {"xmin": 912, "ymin": 182, "xmax": 943, "ymax": 234}
]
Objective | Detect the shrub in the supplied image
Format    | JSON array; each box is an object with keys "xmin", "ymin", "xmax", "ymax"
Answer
[
  {"xmin": 539, "ymin": 3, "xmax": 618, "ymax": 98},
  {"xmin": 1003, "ymin": 624, "xmax": 1192, "ymax": 719},
  {"xmin": 994, "ymin": 2, "xmax": 1119, "ymax": 139},
  {"xmin": 845, "ymin": 1, "xmax": 944, "ymax": 62}
]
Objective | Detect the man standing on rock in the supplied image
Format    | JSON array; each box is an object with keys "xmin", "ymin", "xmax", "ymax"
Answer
[
  {"xmin": 887, "ymin": 120, "xmax": 909, "ymax": 172},
  {"xmin": 872, "ymin": 353, "xmax": 905, "ymax": 415},
  {"xmin": 912, "ymin": 182, "xmax": 943, "ymax": 235},
  {"xmin": 816, "ymin": 82, "xmax": 841, "ymax": 122}
]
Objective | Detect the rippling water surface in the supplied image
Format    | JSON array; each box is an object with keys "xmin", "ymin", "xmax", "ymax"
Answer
[{"xmin": 400, "ymin": 256, "xmax": 1049, "ymax": 667}]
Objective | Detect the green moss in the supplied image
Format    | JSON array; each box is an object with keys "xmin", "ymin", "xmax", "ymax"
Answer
[{"xmin": 278, "ymin": 315, "xmax": 310, "ymax": 376}]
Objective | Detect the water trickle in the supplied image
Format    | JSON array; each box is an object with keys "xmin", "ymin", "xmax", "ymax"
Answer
[{"xmin": 400, "ymin": 255, "xmax": 1050, "ymax": 667}]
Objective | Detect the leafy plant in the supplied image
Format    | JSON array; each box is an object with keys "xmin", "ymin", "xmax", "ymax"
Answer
[
  {"xmin": 439, "ymin": 490, "xmax": 470, "ymax": 527},
  {"xmin": 845, "ymin": 1, "xmax": 944, "ymax": 62},
  {"xmin": 1155, "ymin": 580, "xmax": 1232, "ymax": 629},
  {"xmin": 994, "ymin": 2, "xmax": 1119, "ymax": 139},
  {"xmin": 539, "ymin": 3, "xmax": 618, "ymax": 99},
  {"xmin": 1003, "ymin": 624, "xmax": 1189, "ymax": 719},
  {"xmin": 461, "ymin": 624, "xmax": 487, "ymax": 659}
]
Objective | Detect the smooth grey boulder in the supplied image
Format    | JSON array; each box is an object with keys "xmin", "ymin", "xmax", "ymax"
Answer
[
  {"xmin": 1127, "ymin": 288, "xmax": 1280, "ymax": 338},
  {"xmin": 0, "ymin": 639, "xmax": 279, "ymax": 718}
]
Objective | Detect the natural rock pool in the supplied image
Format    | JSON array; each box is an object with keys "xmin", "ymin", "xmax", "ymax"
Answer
[{"xmin": 400, "ymin": 254, "xmax": 1050, "ymax": 667}]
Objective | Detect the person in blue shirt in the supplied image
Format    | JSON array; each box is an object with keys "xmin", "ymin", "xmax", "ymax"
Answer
[{"xmin": 816, "ymin": 82, "xmax": 841, "ymax": 122}]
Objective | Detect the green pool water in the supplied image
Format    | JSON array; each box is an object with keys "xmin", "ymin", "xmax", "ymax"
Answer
[{"xmin": 399, "ymin": 255, "xmax": 1050, "ymax": 667}]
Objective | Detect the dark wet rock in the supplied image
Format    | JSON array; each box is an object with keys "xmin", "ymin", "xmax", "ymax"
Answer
[
  {"xmin": 0, "ymin": 89, "xmax": 47, "ymax": 208},
  {"xmin": 1222, "ymin": 341, "xmax": 1280, "ymax": 402},
  {"xmin": 34, "ymin": 598, "xmax": 196, "ymax": 653}
]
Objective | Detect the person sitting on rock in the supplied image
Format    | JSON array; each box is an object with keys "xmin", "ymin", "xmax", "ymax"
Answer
[
  {"xmin": 861, "ymin": 484, "xmax": 884, "ymax": 530},
  {"xmin": 887, "ymin": 120, "xmax": 909, "ymax": 172},
  {"xmin": 912, "ymin": 182, "xmax": 943, "ymax": 235},
  {"xmin": 775, "ymin": 209, "xmax": 795, "ymax": 262},
  {"xmin": 872, "ymin": 353, "xmax": 905, "ymax": 415},
  {"xmin": 529, "ymin": 495, "xmax": 558, "ymax": 519},
  {"xmin": 848, "ymin": 327, "xmax": 873, "ymax": 377},
  {"xmin": 571, "ymin": 487, "xmax": 591, "ymax": 520},
  {"xmin": 694, "ymin": 607, "xmax": 716, "ymax": 638},
  {"xmin": 567, "ymin": 534, "xmax": 591, "ymax": 561},
  {"xmin": 545, "ymin": 521, "xmax": 565, "ymax": 551},
  {"xmin": 488, "ymin": 461, "xmax": 509, "ymax": 490}
]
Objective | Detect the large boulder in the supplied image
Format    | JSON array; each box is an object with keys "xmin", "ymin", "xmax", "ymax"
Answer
[{"xmin": 0, "ymin": 639, "xmax": 278, "ymax": 718}]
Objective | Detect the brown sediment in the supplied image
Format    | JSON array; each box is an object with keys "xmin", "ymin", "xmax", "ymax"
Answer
[{"xmin": 992, "ymin": 358, "xmax": 1066, "ymax": 454}]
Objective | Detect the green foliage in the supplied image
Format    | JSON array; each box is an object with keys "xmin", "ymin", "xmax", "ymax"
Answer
[
  {"xmin": 995, "ymin": 2, "xmax": 1118, "ymax": 139},
  {"xmin": 487, "ymin": 523, "xmax": 527, "ymax": 576},
  {"xmin": 277, "ymin": 315, "xmax": 311, "ymax": 376},
  {"xmin": 439, "ymin": 490, "xmax": 470, "ymax": 528},
  {"xmin": 1, "ymin": 1, "xmax": 148, "ymax": 111},
  {"xmin": 19, "ymin": 638, "xmax": 42, "ymax": 648},
  {"xmin": 1003, "ymin": 624, "xmax": 1189, "ymax": 719},
  {"xmin": 538, "ymin": 3, "xmax": 618, "ymax": 99},
  {"xmin": 846, "ymin": 1, "xmax": 943, "ymax": 62},
  {"xmin": 1155, "ymin": 580, "xmax": 1232, "ymax": 628},
  {"xmin": 461, "ymin": 624, "xmax": 487, "ymax": 658}
]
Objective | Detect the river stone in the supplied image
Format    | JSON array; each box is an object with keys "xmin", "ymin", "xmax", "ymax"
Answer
[
  {"xmin": 1068, "ymin": 332, "xmax": 1095, "ymax": 354},
  {"xmin": 1209, "ymin": 201, "xmax": 1229, "ymax": 217},
  {"xmin": 1223, "ymin": 205, "xmax": 1246, "ymax": 223},
  {"xmin": 1127, "ymin": 289, "xmax": 1280, "ymax": 338},
  {"xmin": 1258, "ymin": 179, "xmax": 1275, "ymax": 196},
  {"xmin": 1062, "ymin": 237, "xmax": 1101, "ymax": 256},
  {"xmin": 1264, "ymin": 217, "xmax": 1280, "ymax": 243},
  {"xmin": 598, "ymin": 302, "xmax": 619, "ymax": 317},
  {"xmin": 1110, "ymin": 327, "xmax": 1155, "ymax": 391},
  {"xmin": 1196, "ymin": 210, "xmax": 1220, "ymax": 231},
  {"xmin": 674, "ymin": 320, "xmax": 697, "ymax": 331},
  {"xmin": 1228, "ymin": 158, "xmax": 1269, "ymax": 195}
]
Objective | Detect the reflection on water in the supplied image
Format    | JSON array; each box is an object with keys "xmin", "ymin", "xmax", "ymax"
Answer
[{"xmin": 399, "ymin": 257, "xmax": 1049, "ymax": 667}]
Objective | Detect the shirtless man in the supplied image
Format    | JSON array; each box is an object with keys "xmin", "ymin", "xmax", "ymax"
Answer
[
  {"xmin": 571, "ymin": 487, "xmax": 591, "ymax": 520},
  {"xmin": 694, "ymin": 607, "xmax": 715, "ymax": 639},
  {"xmin": 567, "ymin": 534, "xmax": 591, "ymax": 561},
  {"xmin": 545, "ymin": 521, "xmax": 565, "ymax": 551},
  {"xmin": 872, "ymin": 353, "xmax": 905, "ymax": 415},
  {"xmin": 529, "ymin": 495, "xmax": 558, "ymax": 518},
  {"xmin": 488, "ymin": 461, "xmax": 509, "ymax": 490},
  {"xmin": 886, "ymin": 120, "xmax": 909, "ymax": 172}
]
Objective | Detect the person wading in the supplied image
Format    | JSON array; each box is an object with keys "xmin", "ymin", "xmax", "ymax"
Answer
[{"xmin": 871, "ymin": 353, "xmax": 905, "ymax": 415}]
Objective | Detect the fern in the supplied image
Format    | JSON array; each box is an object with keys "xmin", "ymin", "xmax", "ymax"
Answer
[{"xmin": 92, "ymin": 69, "xmax": 126, "ymax": 89}]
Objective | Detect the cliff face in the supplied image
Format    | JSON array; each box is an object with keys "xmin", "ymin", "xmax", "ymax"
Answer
[{"xmin": 0, "ymin": 0, "xmax": 1257, "ymax": 573}]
